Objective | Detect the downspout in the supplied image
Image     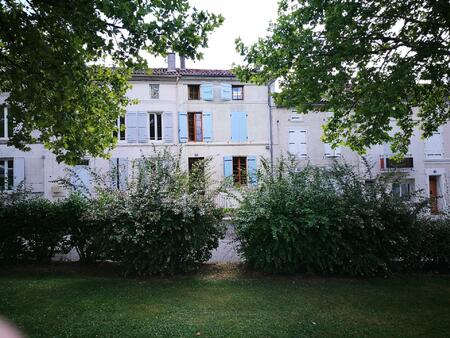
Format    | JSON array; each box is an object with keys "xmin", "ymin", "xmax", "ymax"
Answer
[{"xmin": 267, "ymin": 79, "xmax": 276, "ymax": 175}]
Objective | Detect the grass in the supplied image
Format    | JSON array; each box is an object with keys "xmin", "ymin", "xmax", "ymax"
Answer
[{"xmin": 0, "ymin": 264, "xmax": 449, "ymax": 337}]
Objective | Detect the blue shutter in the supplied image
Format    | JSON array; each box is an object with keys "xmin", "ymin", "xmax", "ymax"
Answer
[
  {"xmin": 203, "ymin": 111, "xmax": 213, "ymax": 142},
  {"xmin": 178, "ymin": 112, "xmax": 188, "ymax": 143},
  {"xmin": 13, "ymin": 157, "xmax": 25, "ymax": 188},
  {"xmin": 247, "ymin": 156, "xmax": 257, "ymax": 186},
  {"xmin": 163, "ymin": 112, "xmax": 173, "ymax": 143},
  {"xmin": 72, "ymin": 164, "xmax": 90, "ymax": 195},
  {"xmin": 221, "ymin": 83, "xmax": 232, "ymax": 101},
  {"xmin": 118, "ymin": 158, "xmax": 128, "ymax": 190},
  {"xmin": 200, "ymin": 83, "xmax": 214, "ymax": 101},
  {"xmin": 231, "ymin": 112, "xmax": 247, "ymax": 142},
  {"xmin": 126, "ymin": 112, "xmax": 138, "ymax": 143},
  {"xmin": 223, "ymin": 156, "xmax": 233, "ymax": 181},
  {"xmin": 138, "ymin": 112, "xmax": 148, "ymax": 143}
]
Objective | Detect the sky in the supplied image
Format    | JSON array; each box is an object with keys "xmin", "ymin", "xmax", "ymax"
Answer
[{"xmin": 147, "ymin": 0, "xmax": 279, "ymax": 70}]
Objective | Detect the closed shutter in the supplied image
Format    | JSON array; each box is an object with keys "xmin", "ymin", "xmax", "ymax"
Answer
[
  {"xmin": 72, "ymin": 164, "xmax": 90, "ymax": 194},
  {"xmin": 324, "ymin": 143, "xmax": 341, "ymax": 157},
  {"xmin": 178, "ymin": 112, "xmax": 188, "ymax": 143},
  {"xmin": 137, "ymin": 112, "xmax": 148, "ymax": 143},
  {"xmin": 221, "ymin": 83, "xmax": 232, "ymax": 101},
  {"xmin": 163, "ymin": 112, "xmax": 173, "ymax": 143},
  {"xmin": 425, "ymin": 130, "xmax": 443, "ymax": 159},
  {"xmin": 231, "ymin": 112, "xmax": 247, "ymax": 142},
  {"xmin": 200, "ymin": 83, "xmax": 214, "ymax": 101},
  {"xmin": 247, "ymin": 156, "xmax": 257, "ymax": 186},
  {"xmin": 13, "ymin": 157, "xmax": 25, "ymax": 188},
  {"xmin": 288, "ymin": 129, "xmax": 307, "ymax": 158},
  {"xmin": 203, "ymin": 111, "xmax": 213, "ymax": 142},
  {"xmin": 223, "ymin": 156, "xmax": 233, "ymax": 179},
  {"xmin": 118, "ymin": 158, "xmax": 128, "ymax": 190},
  {"xmin": 126, "ymin": 112, "xmax": 138, "ymax": 143}
]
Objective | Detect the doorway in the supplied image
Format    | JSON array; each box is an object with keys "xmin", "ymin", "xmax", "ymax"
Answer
[{"xmin": 429, "ymin": 176, "xmax": 439, "ymax": 214}]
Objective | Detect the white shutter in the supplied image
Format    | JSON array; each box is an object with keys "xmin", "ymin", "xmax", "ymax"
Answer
[
  {"xmin": 288, "ymin": 129, "xmax": 307, "ymax": 158},
  {"xmin": 324, "ymin": 143, "xmax": 341, "ymax": 157},
  {"xmin": 13, "ymin": 157, "xmax": 25, "ymax": 188},
  {"xmin": 137, "ymin": 112, "xmax": 149, "ymax": 143},
  {"xmin": 425, "ymin": 130, "xmax": 443, "ymax": 159},
  {"xmin": 126, "ymin": 112, "xmax": 138, "ymax": 143}
]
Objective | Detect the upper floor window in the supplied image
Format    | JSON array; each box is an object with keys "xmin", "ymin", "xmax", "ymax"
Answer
[
  {"xmin": 188, "ymin": 112, "xmax": 202, "ymax": 142},
  {"xmin": 113, "ymin": 116, "xmax": 126, "ymax": 141},
  {"xmin": 232, "ymin": 85, "xmax": 244, "ymax": 100},
  {"xmin": 149, "ymin": 84, "xmax": 159, "ymax": 99},
  {"xmin": 0, "ymin": 106, "xmax": 13, "ymax": 139},
  {"xmin": 0, "ymin": 159, "xmax": 14, "ymax": 191},
  {"xmin": 188, "ymin": 85, "xmax": 200, "ymax": 100},
  {"xmin": 149, "ymin": 112, "xmax": 162, "ymax": 141}
]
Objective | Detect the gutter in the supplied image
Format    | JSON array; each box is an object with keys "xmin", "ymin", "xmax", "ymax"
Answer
[{"xmin": 267, "ymin": 79, "xmax": 276, "ymax": 175}]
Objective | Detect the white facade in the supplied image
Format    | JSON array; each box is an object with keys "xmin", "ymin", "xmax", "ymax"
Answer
[{"xmin": 1, "ymin": 66, "xmax": 449, "ymax": 212}]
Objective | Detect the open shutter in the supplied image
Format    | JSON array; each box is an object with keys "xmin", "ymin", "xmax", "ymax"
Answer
[
  {"xmin": 247, "ymin": 156, "xmax": 257, "ymax": 186},
  {"xmin": 137, "ymin": 112, "xmax": 148, "ymax": 143},
  {"xmin": 221, "ymin": 83, "xmax": 232, "ymax": 101},
  {"xmin": 178, "ymin": 112, "xmax": 188, "ymax": 143},
  {"xmin": 163, "ymin": 112, "xmax": 173, "ymax": 143},
  {"xmin": 13, "ymin": 157, "xmax": 24, "ymax": 188},
  {"xmin": 71, "ymin": 164, "xmax": 90, "ymax": 194},
  {"xmin": 126, "ymin": 112, "xmax": 138, "ymax": 143},
  {"xmin": 223, "ymin": 156, "xmax": 233, "ymax": 180},
  {"xmin": 200, "ymin": 83, "xmax": 214, "ymax": 101},
  {"xmin": 109, "ymin": 158, "xmax": 118, "ymax": 189},
  {"xmin": 118, "ymin": 158, "xmax": 128, "ymax": 190},
  {"xmin": 203, "ymin": 111, "xmax": 213, "ymax": 142},
  {"xmin": 324, "ymin": 143, "xmax": 333, "ymax": 157},
  {"xmin": 425, "ymin": 130, "xmax": 443, "ymax": 159}
]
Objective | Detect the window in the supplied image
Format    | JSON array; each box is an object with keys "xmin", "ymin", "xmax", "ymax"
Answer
[
  {"xmin": 425, "ymin": 129, "xmax": 443, "ymax": 159},
  {"xmin": 149, "ymin": 112, "xmax": 162, "ymax": 141},
  {"xmin": 0, "ymin": 159, "xmax": 14, "ymax": 191},
  {"xmin": 113, "ymin": 116, "xmax": 126, "ymax": 141},
  {"xmin": 233, "ymin": 156, "xmax": 247, "ymax": 185},
  {"xmin": 188, "ymin": 112, "xmax": 203, "ymax": 142},
  {"xmin": 0, "ymin": 106, "xmax": 13, "ymax": 139},
  {"xmin": 188, "ymin": 85, "xmax": 200, "ymax": 100},
  {"xmin": 188, "ymin": 157, "xmax": 205, "ymax": 173},
  {"xmin": 393, "ymin": 181, "xmax": 414, "ymax": 197},
  {"xmin": 232, "ymin": 85, "xmax": 244, "ymax": 100},
  {"xmin": 149, "ymin": 84, "xmax": 159, "ymax": 99},
  {"xmin": 384, "ymin": 157, "xmax": 414, "ymax": 169}
]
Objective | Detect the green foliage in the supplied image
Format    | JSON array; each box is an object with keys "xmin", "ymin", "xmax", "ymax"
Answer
[
  {"xmin": 234, "ymin": 0, "xmax": 450, "ymax": 155},
  {"xmin": 90, "ymin": 148, "xmax": 225, "ymax": 276},
  {"xmin": 235, "ymin": 157, "xmax": 428, "ymax": 276},
  {"xmin": 0, "ymin": 1, "xmax": 223, "ymax": 164},
  {"xmin": 0, "ymin": 189, "xmax": 70, "ymax": 264}
]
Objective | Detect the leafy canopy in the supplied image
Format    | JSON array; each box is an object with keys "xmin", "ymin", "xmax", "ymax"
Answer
[
  {"xmin": 0, "ymin": 0, "xmax": 223, "ymax": 164},
  {"xmin": 234, "ymin": 0, "xmax": 449, "ymax": 154}
]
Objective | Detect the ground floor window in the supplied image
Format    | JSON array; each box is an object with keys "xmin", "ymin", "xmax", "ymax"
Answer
[
  {"xmin": 233, "ymin": 156, "xmax": 247, "ymax": 186},
  {"xmin": 149, "ymin": 112, "xmax": 163, "ymax": 141},
  {"xmin": 393, "ymin": 180, "xmax": 414, "ymax": 197},
  {"xmin": 0, "ymin": 159, "xmax": 14, "ymax": 191},
  {"xmin": 188, "ymin": 157, "xmax": 205, "ymax": 173}
]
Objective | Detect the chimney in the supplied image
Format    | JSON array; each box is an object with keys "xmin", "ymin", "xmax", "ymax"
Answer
[
  {"xmin": 167, "ymin": 52, "xmax": 176, "ymax": 71},
  {"xmin": 180, "ymin": 56, "xmax": 186, "ymax": 70}
]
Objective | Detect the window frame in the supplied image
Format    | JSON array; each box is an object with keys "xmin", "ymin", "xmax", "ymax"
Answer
[
  {"xmin": 114, "ymin": 116, "xmax": 126, "ymax": 142},
  {"xmin": 0, "ymin": 106, "xmax": 11, "ymax": 139},
  {"xmin": 232, "ymin": 156, "xmax": 247, "ymax": 186},
  {"xmin": 149, "ymin": 112, "xmax": 163, "ymax": 141},
  {"xmin": 188, "ymin": 112, "xmax": 203, "ymax": 142},
  {"xmin": 188, "ymin": 84, "xmax": 201, "ymax": 100},
  {"xmin": 0, "ymin": 158, "xmax": 14, "ymax": 191},
  {"xmin": 232, "ymin": 85, "xmax": 244, "ymax": 100},
  {"xmin": 149, "ymin": 84, "xmax": 160, "ymax": 99}
]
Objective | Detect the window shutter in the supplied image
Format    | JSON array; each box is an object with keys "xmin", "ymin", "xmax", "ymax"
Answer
[
  {"xmin": 200, "ymin": 83, "xmax": 214, "ymax": 101},
  {"xmin": 202, "ymin": 111, "xmax": 213, "ymax": 142},
  {"xmin": 247, "ymin": 156, "xmax": 257, "ymax": 186},
  {"xmin": 163, "ymin": 112, "xmax": 173, "ymax": 143},
  {"xmin": 118, "ymin": 158, "xmax": 128, "ymax": 190},
  {"xmin": 72, "ymin": 164, "xmax": 90, "ymax": 194},
  {"xmin": 324, "ymin": 143, "xmax": 333, "ymax": 157},
  {"xmin": 109, "ymin": 158, "xmax": 118, "ymax": 189},
  {"xmin": 221, "ymin": 83, "xmax": 232, "ymax": 101},
  {"xmin": 335, "ymin": 146, "xmax": 342, "ymax": 157},
  {"xmin": 288, "ymin": 129, "xmax": 307, "ymax": 158},
  {"xmin": 425, "ymin": 130, "xmax": 443, "ymax": 159},
  {"xmin": 137, "ymin": 112, "xmax": 148, "ymax": 143},
  {"xmin": 298, "ymin": 130, "xmax": 307, "ymax": 157},
  {"xmin": 231, "ymin": 112, "xmax": 247, "ymax": 142},
  {"xmin": 178, "ymin": 112, "xmax": 188, "ymax": 143},
  {"xmin": 223, "ymin": 156, "xmax": 233, "ymax": 179},
  {"xmin": 13, "ymin": 157, "xmax": 25, "ymax": 188},
  {"xmin": 126, "ymin": 112, "xmax": 138, "ymax": 143}
]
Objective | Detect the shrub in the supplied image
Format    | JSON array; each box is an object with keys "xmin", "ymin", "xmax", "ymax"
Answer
[
  {"xmin": 235, "ymin": 157, "xmax": 427, "ymax": 276},
  {"xmin": 90, "ymin": 148, "xmax": 225, "ymax": 276}
]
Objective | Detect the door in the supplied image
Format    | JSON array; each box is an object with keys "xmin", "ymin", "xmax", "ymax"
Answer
[{"xmin": 429, "ymin": 176, "xmax": 438, "ymax": 214}]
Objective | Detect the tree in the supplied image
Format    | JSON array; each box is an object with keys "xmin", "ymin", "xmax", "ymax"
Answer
[
  {"xmin": 0, "ymin": 0, "xmax": 223, "ymax": 164},
  {"xmin": 234, "ymin": 0, "xmax": 449, "ymax": 154}
]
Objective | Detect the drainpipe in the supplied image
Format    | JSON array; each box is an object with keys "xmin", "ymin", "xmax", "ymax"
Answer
[{"xmin": 267, "ymin": 79, "xmax": 276, "ymax": 175}]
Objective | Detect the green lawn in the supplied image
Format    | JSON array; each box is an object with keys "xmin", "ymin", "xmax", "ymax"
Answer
[{"xmin": 0, "ymin": 264, "xmax": 449, "ymax": 338}]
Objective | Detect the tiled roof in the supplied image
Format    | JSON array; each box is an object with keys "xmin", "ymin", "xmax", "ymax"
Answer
[{"xmin": 133, "ymin": 68, "xmax": 235, "ymax": 78}]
